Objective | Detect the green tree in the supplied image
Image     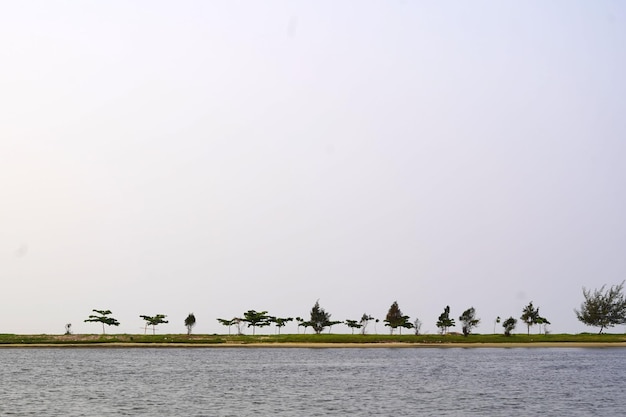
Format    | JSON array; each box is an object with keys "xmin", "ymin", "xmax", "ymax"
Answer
[
  {"xmin": 575, "ymin": 281, "xmax": 626, "ymax": 334},
  {"xmin": 298, "ymin": 319, "xmax": 313, "ymax": 334},
  {"xmin": 310, "ymin": 300, "xmax": 332, "ymax": 334},
  {"xmin": 217, "ymin": 317, "xmax": 240, "ymax": 335},
  {"xmin": 184, "ymin": 313, "xmax": 196, "ymax": 335},
  {"xmin": 242, "ymin": 310, "xmax": 271, "ymax": 335},
  {"xmin": 459, "ymin": 307, "xmax": 480, "ymax": 336},
  {"xmin": 502, "ymin": 317, "xmax": 517, "ymax": 336},
  {"xmin": 436, "ymin": 306, "xmax": 455, "ymax": 335},
  {"xmin": 270, "ymin": 317, "xmax": 293, "ymax": 334},
  {"xmin": 84, "ymin": 309, "xmax": 120, "ymax": 334},
  {"xmin": 535, "ymin": 316, "xmax": 551, "ymax": 335},
  {"xmin": 520, "ymin": 301, "xmax": 540, "ymax": 335},
  {"xmin": 140, "ymin": 314, "xmax": 168, "ymax": 335},
  {"xmin": 359, "ymin": 314, "xmax": 374, "ymax": 335},
  {"xmin": 345, "ymin": 319, "xmax": 362, "ymax": 334},
  {"xmin": 384, "ymin": 301, "xmax": 412, "ymax": 334}
]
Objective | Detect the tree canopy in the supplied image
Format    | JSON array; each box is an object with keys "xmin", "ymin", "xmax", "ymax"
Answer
[
  {"xmin": 184, "ymin": 313, "xmax": 196, "ymax": 335},
  {"xmin": 310, "ymin": 300, "xmax": 333, "ymax": 334},
  {"xmin": 436, "ymin": 306, "xmax": 455, "ymax": 334},
  {"xmin": 270, "ymin": 316, "xmax": 293, "ymax": 334},
  {"xmin": 459, "ymin": 307, "xmax": 480, "ymax": 336},
  {"xmin": 520, "ymin": 302, "xmax": 542, "ymax": 335},
  {"xmin": 384, "ymin": 301, "xmax": 412, "ymax": 334},
  {"xmin": 359, "ymin": 314, "xmax": 374, "ymax": 335},
  {"xmin": 242, "ymin": 310, "xmax": 271, "ymax": 335},
  {"xmin": 502, "ymin": 317, "xmax": 517, "ymax": 336},
  {"xmin": 345, "ymin": 319, "xmax": 362, "ymax": 334},
  {"xmin": 575, "ymin": 281, "xmax": 626, "ymax": 334},
  {"xmin": 140, "ymin": 314, "xmax": 168, "ymax": 335},
  {"xmin": 217, "ymin": 317, "xmax": 241, "ymax": 335},
  {"xmin": 84, "ymin": 309, "xmax": 120, "ymax": 334}
]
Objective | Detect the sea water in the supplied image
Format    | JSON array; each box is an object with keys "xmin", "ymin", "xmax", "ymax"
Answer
[{"xmin": 0, "ymin": 347, "xmax": 624, "ymax": 416}]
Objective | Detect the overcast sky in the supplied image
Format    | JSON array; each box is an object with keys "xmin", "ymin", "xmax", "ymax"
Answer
[{"xmin": 1, "ymin": 1, "xmax": 625, "ymax": 335}]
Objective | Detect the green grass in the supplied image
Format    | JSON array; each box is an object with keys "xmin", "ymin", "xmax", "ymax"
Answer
[{"xmin": 0, "ymin": 332, "xmax": 625, "ymax": 345}]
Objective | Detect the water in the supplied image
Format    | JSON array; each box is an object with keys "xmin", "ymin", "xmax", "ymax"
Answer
[{"xmin": 0, "ymin": 347, "xmax": 624, "ymax": 416}]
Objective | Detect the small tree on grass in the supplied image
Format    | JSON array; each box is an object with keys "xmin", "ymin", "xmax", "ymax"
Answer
[
  {"xmin": 575, "ymin": 281, "xmax": 626, "ymax": 334},
  {"xmin": 140, "ymin": 314, "xmax": 168, "ymax": 335},
  {"xmin": 310, "ymin": 300, "xmax": 333, "ymax": 334},
  {"xmin": 436, "ymin": 306, "xmax": 455, "ymax": 335},
  {"xmin": 217, "ymin": 318, "xmax": 234, "ymax": 335},
  {"xmin": 270, "ymin": 317, "xmax": 293, "ymax": 334},
  {"xmin": 359, "ymin": 314, "xmax": 374, "ymax": 335},
  {"xmin": 84, "ymin": 309, "xmax": 120, "ymax": 334},
  {"xmin": 520, "ymin": 302, "xmax": 540, "ymax": 335},
  {"xmin": 298, "ymin": 319, "xmax": 313, "ymax": 334},
  {"xmin": 459, "ymin": 307, "xmax": 480, "ymax": 336},
  {"xmin": 242, "ymin": 310, "xmax": 271, "ymax": 335},
  {"xmin": 502, "ymin": 317, "xmax": 517, "ymax": 336},
  {"xmin": 384, "ymin": 301, "xmax": 412, "ymax": 334},
  {"xmin": 184, "ymin": 313, "xmax": 196, "ymax": 335},
  {"xmin": 345, "ymin": 319, "xmax": 362, "ymax": 334},
  {"xmin": 535, "ymin": 315, "xmax": 551, "ymax": 335}
]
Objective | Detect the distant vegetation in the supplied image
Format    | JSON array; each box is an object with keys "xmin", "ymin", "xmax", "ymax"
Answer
[
  {"xmin": 27, "ymin": 281, "xmax": 626, "ymax": 338},
  {"xmin": 0, "ymin": 333, "xmax": 625, "ymax": 346}
]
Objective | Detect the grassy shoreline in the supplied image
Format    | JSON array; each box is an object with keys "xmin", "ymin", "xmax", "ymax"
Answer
[{"xmin": 1, "ymin": 333, "xmax": 625, "ymax": 347}]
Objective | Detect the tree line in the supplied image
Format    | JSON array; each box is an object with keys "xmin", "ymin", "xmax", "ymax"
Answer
[{"xmin": 81, "ymin": 281, "xmax": 626, "ymax": 336}]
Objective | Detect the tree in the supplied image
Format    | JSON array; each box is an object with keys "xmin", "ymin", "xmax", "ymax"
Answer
[
  {"xmin": 436, "ymin": 306, "xmax": 455, "ymax": 335},
  {"xmin": 459, "ymin": 307, "xmax": 480, "ymax": 336},
  {"xmin": 217, "ymin": 317, "xmax": 243, "ymax": 335},
  {"xmin": 270, "ymin": 316, "xmax": 293, "ymax": 334},
  {"xmin": 242, "ymin": 310, "xmax": 271, "ymax": 335},
  {"xmin": 84, "ymin": 309, "xmax": 120, "ymax": 334},
  {"xmin": 310, "ymin": 300, "xmax": 333, "ymax": 334},
  {"xmin": 140, "ymin": 314, "xmax": 168, "ymax": 335},
  {"xmin": 184, "ymin": 313, "xmax": 196, "ymax": 336},
  {"xmin": 536, "ymin": 316, "xmax": 551, "ymax": 335},
  {"xmin": 493, "ymin": 316, "xmax": 501, "ymax": 334},
  {"xmin": 520, "ymin": 302, "xmax": 540, "ymax": 335},
  {"xmin": 502, "ymin": 317, "xmax": 517, "ymax": 336},
  {"xmin": 413, "ymin": 318, "xmax": 422, "ymax": 335},
  {"xmin": 345, "ymin": 319, "xmax": 362, "ymax": 334},
  {"xmin": 359, "ymin": 314, "xmax": 374, "ymax": 335},
  {"xmin": 298, "ymin": 319, "xmax": 312, "ymax": 334},
  {"xmin": 384, "ymin": 301, "xmax": 412, "ymax": 334},
  {"xmin": 217, "ymin": 318, "xmax": 235, "ymax": 335},
  {"xmin": 575, "ymin": 281, "xmax": 626, "ymax": 334}
]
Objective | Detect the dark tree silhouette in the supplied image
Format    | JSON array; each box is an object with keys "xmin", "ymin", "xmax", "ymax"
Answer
[
  {"xmin": 140, "ymin": 314, "xmax": 168, "ymax": 335},
  {"xmin": 575, "ymin": 281, "xmax": 626, "ymax": 334},
  {"xmin": 84, "ymin": 309, "xmax": 120, "ymax": 334},
  {"xmin": 184, "ymin": 313, "xmax": 196, "ymax": 335},
  {"xmin": 310, "ymin": 300, "xmax": 332, "ymax": 334}
]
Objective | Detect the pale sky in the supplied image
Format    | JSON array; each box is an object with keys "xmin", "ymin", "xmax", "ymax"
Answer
[{"xmin": 1, "ymin": 1, "xmax": 625, "ymax": 335}]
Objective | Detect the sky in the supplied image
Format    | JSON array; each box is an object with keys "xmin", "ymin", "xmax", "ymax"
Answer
[{"xmin": 1, "ymin": 1, "xmax": 625, "ymax": 336}]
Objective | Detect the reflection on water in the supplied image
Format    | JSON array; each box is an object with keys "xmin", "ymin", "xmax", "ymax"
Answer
[{"xmin": 0, "ymin": 347, "xmax": 624, "ymax": 416}]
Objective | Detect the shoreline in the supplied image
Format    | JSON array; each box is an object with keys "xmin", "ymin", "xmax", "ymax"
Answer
[{"xmin": 2, "ymin": 342, "xmax": 626, "ymax": 348}]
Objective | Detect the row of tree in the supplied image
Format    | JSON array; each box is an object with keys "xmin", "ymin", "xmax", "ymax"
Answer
[{"xmin": 82, "ymin": 282, "xmax": 626, "ymax": 336}]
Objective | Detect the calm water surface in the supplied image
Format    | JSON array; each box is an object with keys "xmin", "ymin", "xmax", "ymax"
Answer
[{"xmin": 0, "ymin": 347, "xmax": 624, "ymax": 416}]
